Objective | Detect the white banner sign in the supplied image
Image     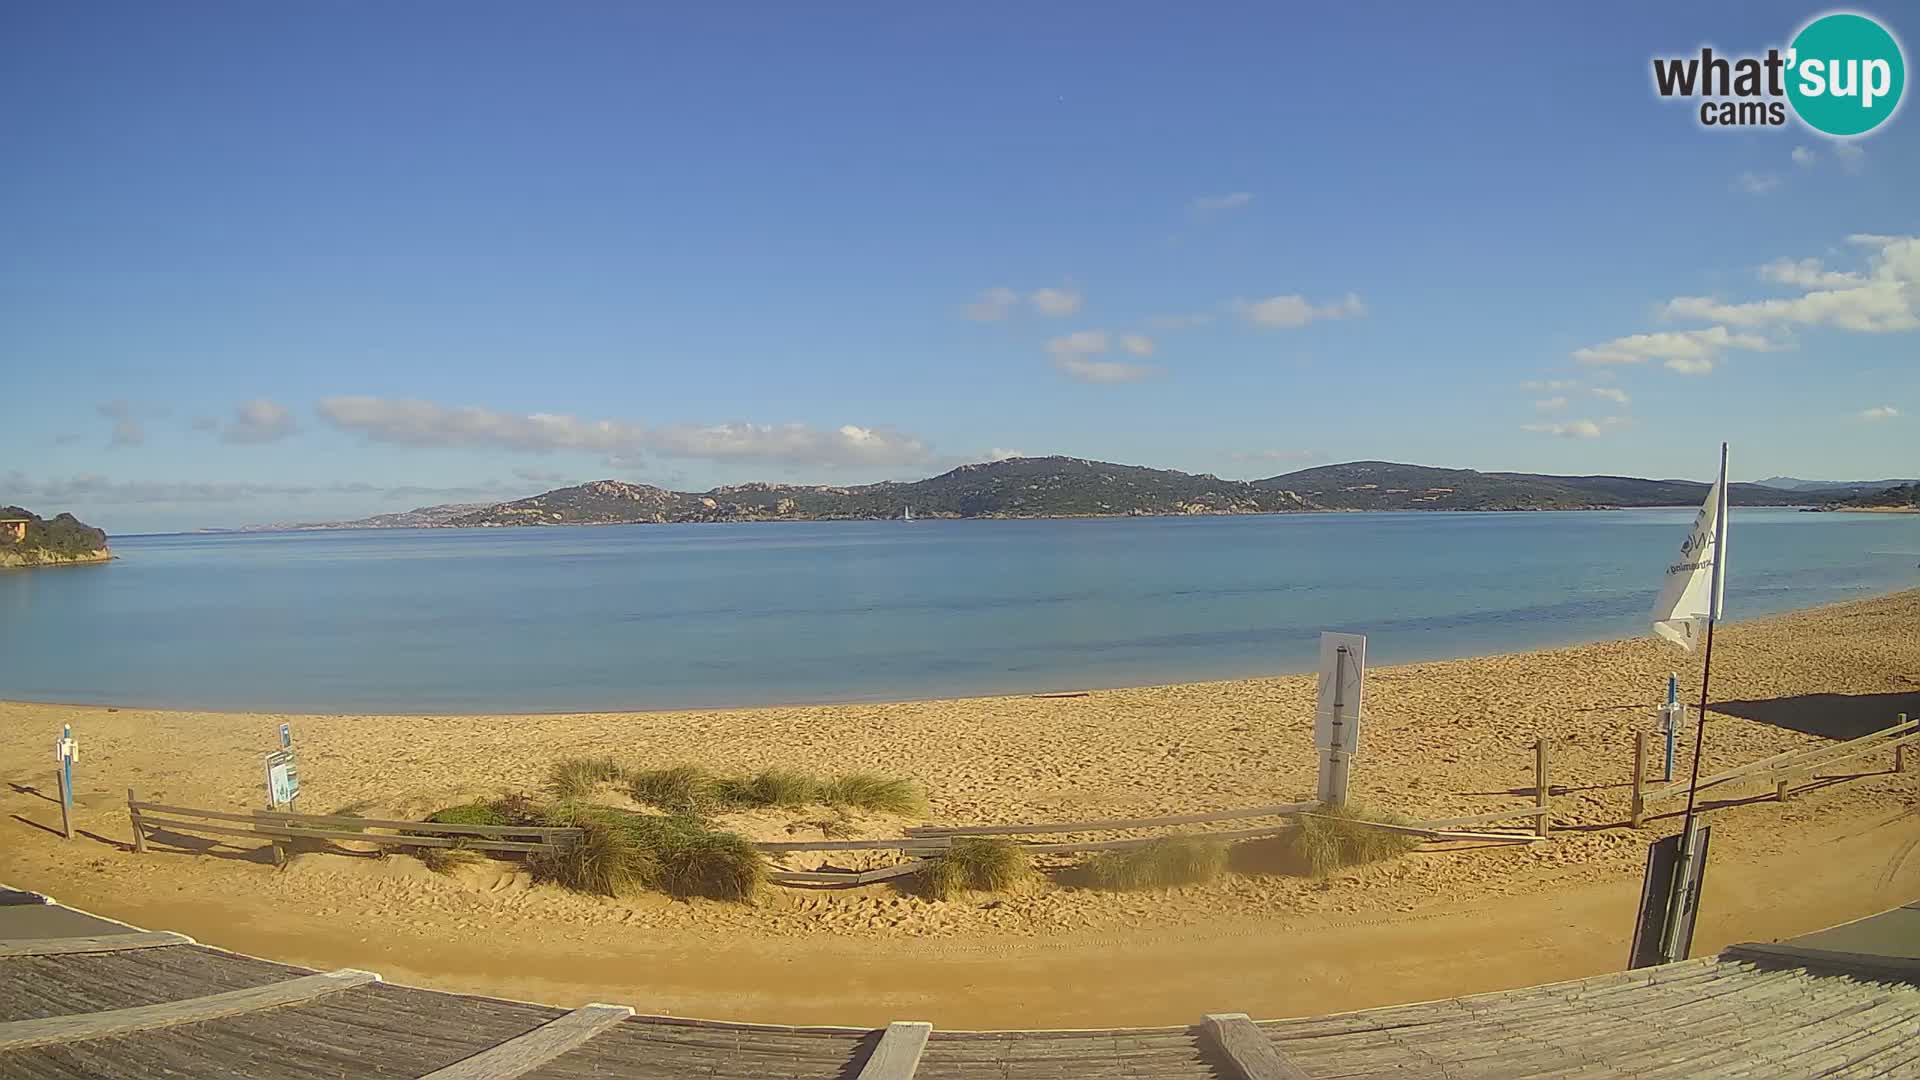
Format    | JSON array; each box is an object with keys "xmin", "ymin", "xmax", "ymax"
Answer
[{"xmin": 1314, "ymin": 632, "xmax": 1366, "ymax": 756}]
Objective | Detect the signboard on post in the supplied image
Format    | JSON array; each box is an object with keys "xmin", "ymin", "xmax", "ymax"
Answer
[
  {"xmin": 264, "ymin": 749, "xmax": 300, "ymax": 810},
  {"xmin": 55, "ymin": 726, "xmax": 78, "ymax": 841},
  {"xmin": 1315, "ymin": 632, "xmax": 1366, "ymax": 805}
]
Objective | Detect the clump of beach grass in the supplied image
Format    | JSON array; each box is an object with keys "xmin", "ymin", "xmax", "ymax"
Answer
[
  {"xmin": 426, "ymin": 802, "xmax": 510, "ymax": 827},
  {"xmin": 626, "ymin": 764, "xmax": 925, "ymax": 817},
  {"xmin": 415, "ymin": 842, "xmax": 485, "ymax": 876},
  {"xmin": 529, "ymin": 802, "xmax": 764, "ymax": 901},
  {"xmin": 920, "ymin": 838, "xmax": 1031, "ymax": 900},
  {"xmin": 1086, "ymin": 836, "xmax": 1229, "ymax": 890},
  {"xmin": 546, "ymin": 756, "xmax": 628, "ymax": 799},
  {"xmin": 822, "ymin": 774, "xmax": 927, "ymax": 816},
  {"xmin": 1292, "ymin": 804, "xmax": 1422, "ymax": 877}
]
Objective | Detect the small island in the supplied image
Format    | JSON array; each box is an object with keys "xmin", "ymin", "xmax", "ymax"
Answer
[{"xmin": 0, "ymin": 506, "xmax": 113, "ymax": 568}]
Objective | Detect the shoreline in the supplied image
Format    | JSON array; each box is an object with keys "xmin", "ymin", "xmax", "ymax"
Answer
[{"xmin": 5, "ymin": 585, "xmax": 1910, "ymax": 719}]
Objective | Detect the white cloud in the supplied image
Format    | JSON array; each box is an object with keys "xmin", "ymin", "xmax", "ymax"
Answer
[
  {"xmin": 97, "ymin": 401, "xmax": 144, "ymax": 447},
  {"xmin": 1533, "ymin": 396, "xmax": 1569, "ymax": 412},
  {"xmin": 1234, "ymin": 292, "xmax": 1366, "ymax": 329},
  {"xmin": 1191, "ymin": 192, "xmax": 1253, "ymax": 212},
  {"xmin": 1858, "ymin": 405, "xmax": 1900, "ymax": 421},
  {"xmin": 1028, "ymin": 286, "xmax": 1083, "ymax": 317},
  {"xmin": 1590, "ymin": 387, "xmax": 1631, "ymax": 405},
  {"xmin": 1573, "ymin": 326, "xmax": 1778, "ymax": 369},
  {"xmin": 220, "ymin": 399, "xmax": 298, "ymax": 444},
  {"xmin": 1792, "ymin": 146, "xmax": 1816, "ymax": 167},
  {"xmin": 1147, "ymin": 312, "xmax": 1215, "ymax": 330},
  {"xmin": 965, "ymin": 286, "xmax": 1020, "ymax": 322},
  {"xmin": 1119, "ymin": 333, "xmax": 1156, "ymax": 357},
  {"xmin": 1522, "ymin": 379, "xmax": 1577, "ymax": 392},
  {"xmin": 1664, "ymin": 234, "xmax": 1920, "ymax": 333},
  {"xmin": 986, "ymin": 447, "xmax": 1026, "ymax": 461},
  {"xmin": 513, "ymin": 467, "xmax": 569, "ymax": 486},
  {"xmin": 1758, "ymin": 257, "xmax": 1865, "ymax": 290},
  {"xmin": 1734, "ymin": 171, "xmax": 1781, "ymax": 195},
  {"xmin": 1522, "ymin": 419, "xmax": 1604, "ymax": 439},
  {"xmin": 1833, "ymin": 142, "xmax": 1866, "ymax": 174},
  {"xmin": 1056, "ymin": 357, "xmax": 1157, "ymax": 383},
  {"xmin": 317, "ymin": 397, "xmax": 935, "ymax": 468},
  {"xmin": 2, "ymin": 471, "xmax": 520, "ymax": 506},
  {"xmin": 1045, "ymin": 329, "xmax": 1156, "ymax": 382}
]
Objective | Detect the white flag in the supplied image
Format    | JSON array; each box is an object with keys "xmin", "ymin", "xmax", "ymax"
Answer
[{"xmin": 1651, "ymin": 445, "xmax": 1729, "ymax": 650}]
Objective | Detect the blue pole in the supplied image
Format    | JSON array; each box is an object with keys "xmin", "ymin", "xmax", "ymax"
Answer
[
  {"xmin": 1664, "ymin": 673, "xmax": 1678, "ymax": 783},
  {"xmin": 61, "ymin": 723, "xmax": 73, "ymax": 802}
]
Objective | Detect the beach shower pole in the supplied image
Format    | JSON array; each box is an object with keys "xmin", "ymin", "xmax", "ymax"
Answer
[
  {"xmin": 1327, "ymin": 646, "xmax": 1351, "ymax": 807},
  {"xmin": 1663, "ymin": 672, "xmax": 1679, "ymax": 784}
]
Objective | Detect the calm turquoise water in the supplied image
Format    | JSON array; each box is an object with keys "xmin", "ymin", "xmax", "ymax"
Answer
[{"xmin": 1, "ymin": 510, "xmax": 1914, "ymax": 713}]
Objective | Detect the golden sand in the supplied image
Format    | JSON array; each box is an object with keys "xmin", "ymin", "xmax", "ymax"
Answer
[{"xmin": 1, "ymin": 590, "xmax": 1916, "ymax": 1025}]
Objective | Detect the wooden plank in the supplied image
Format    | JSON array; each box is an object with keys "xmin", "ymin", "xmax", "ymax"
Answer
[
  {"xmin": 0, "ymin": 968, "xmax": 380, "ymax": 1051},
  {"xmin": 1203, "ymin": 1013, "xmax": 1314, "ymax": 1080},
  {"xmin": 1643, "ymin": 720, "xmax": 1920, "ymax": 803},
  {"xmin": 130, "ymin": 801, "xmax": 580, "ymax": 838},
  {"xmin": 1722, "ymin": 942, "xmax": 1920, "ymax": 981},
  {"xmin": 1632, "ymin": 731, "xmax": 1648, "ymax": 829},
  {"xmin": 907, "ymin": 801, "xmax": 1316, "ymax": 837},
  {"xmin": 855, "ymin": 1021, "xmax": 932, "ymax": 1079},
  {"xmin": 1021, "ymin": 823, "xmax": 1300, "ymax": 854},
  {"xmin": 768, "ymin": 860, "xmax": 933, "ymax": 887},
  {"xmin": 754, "ymin": 838, "xmax": 952, "ymax": 853},
  {"xmin": 416, "ymin": 1002, "xmax": 633, "ymax": 1080},
  {"xmin": 1294, "ymin": 815, "xmax": 1538, "ymax": 843},
  {"xmin": 1535, "ymin": 737, "xmax": 1552, "ymax": 838},
  {"xmin": 1409, "ymin": 806, "xmax": 1550, "ymax": 830},
  {"xmin": 0, "ymin": 931, "xmax": 193, "ymax": 958},
  {"xmin": 135, "ymin": 815, "xmax": 564, "ymax": 854},
  {"xmin": 128, "ymin": 787, "xmax": 148, "ymax": 854}
]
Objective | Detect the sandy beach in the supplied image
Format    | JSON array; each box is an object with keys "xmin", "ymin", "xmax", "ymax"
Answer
[{"xmin": 2, "ymin": 590, "xmax": 1917, "ymax": 1026}]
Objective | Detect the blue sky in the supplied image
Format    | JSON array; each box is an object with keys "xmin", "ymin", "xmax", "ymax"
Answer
[{"xmin": 3, "ymin": 2, "xmax": 1915, "ymax": 532}]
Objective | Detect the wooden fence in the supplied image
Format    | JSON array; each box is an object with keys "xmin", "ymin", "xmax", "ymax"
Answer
[
  {"xmin": 126, "ymin": 791, "xmax": 582, "ymax": 867},
  {"xmin": 1630, "ymin": 714, "xmax": 1915, "ymax": 827}
]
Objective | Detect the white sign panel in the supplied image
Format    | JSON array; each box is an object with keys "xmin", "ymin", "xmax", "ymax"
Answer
[{"xmin": 1314, "ymin": 632, "xmax": 1366, "ymax": 756}]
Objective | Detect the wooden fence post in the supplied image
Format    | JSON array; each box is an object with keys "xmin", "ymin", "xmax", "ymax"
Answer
[
  {"xmin": 1631, "ymin": 731, "xmax": 1647, "ymax": 829},
  {"xmin": 56, "ymin": 770, "xmax": 73, "ymax": 841},
  {"xmin": 1534, "ymin": 737, "xmax": 1552, "ymax": 839},
  {"xmin": 128, "ymin": 788, "xmax": 147, "ymax": 854},
  {"xmin": 1898, "ymin": 714, "xmax": 1909, "ymax": 774},
  {"xmin": 1776, "ymin": 769, "xmax": 1792, "ymax": 802}
]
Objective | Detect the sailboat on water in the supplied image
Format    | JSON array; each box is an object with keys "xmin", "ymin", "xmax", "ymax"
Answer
[{"xmin": 902, "ymin": 505, "xmax": 915, "ymax": 523}]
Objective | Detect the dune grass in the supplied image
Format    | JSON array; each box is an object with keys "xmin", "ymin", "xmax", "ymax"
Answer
[
  {"xmin": 415, "ymin": 843, "xmax": 485, "ymax": 875},
  {"xmin": 1085, "ymin": 836, "xmax": 1229, "ymax": 890},
  {"xmin": 1293, "ymin": 804, "xmax": 1422, "ymax": 877},
  {"xmin": 528, "ymin": 802, "xmax": 765, "ymax": 901},
  {"xmin": 547, "ymin": 757, "xmax": 628, "ymax": 799},
  {"xmin": 920, "ymin": 838, "xmax": 1031, "ymax": 900},
  {"xmin": 626, "ymin": 764, "xmax": 925, "ymax": 816},
  {"xmin": 426, "ymin": 802, "xmax": 510, "ymax": 827}
]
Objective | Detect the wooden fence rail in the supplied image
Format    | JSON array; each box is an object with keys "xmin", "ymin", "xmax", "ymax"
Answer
[
  {"xmin": 1632, "ymin": 714, "xmax": 1913, "ymax": 826},
  {"xmin": 127, "ymin": 792, "xmax": 583, "ymax": 868}
]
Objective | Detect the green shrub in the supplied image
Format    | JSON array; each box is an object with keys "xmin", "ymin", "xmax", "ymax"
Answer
[
  {"xmin": 529, "ymin": 803, "xmax": 763, "ymax": 902},
  {"xmin": 822, "ymin": 774, "xmax": 927, "ymax": 816},
  {"xmin": 1086, "ymin": 837, "xmax": 1228, "ymax": 890},
  {"xmin": 547, "ymin": 757, "xmax": 627, "ymax": 799},
  {"xmin": 628, "ymin": 765, "xmax": 728, "ymax": 814},
  {"xmin": 921, "ymin": 838, "xmax": 1031, "ymax": 899},
  {"xmin": 1292, "ymin": 805, "xmax": 1421, "ymax": 877},
  {"xmin": 737, "ymin": 768, "xmax": 822, "ymax": 808}
]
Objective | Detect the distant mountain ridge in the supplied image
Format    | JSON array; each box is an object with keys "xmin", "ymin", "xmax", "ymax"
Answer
[
  {"xmin": 234, "ymin": 457, "xmax": 1908, "ymax": 531},
  {"xmin": 1755, "ymin": 476, "xmax": 1920, "ymax": 495},
  {"xmin": 224, "ymin": 503, "xmax": 492, "ymax": 532},
  {"xmin": 443, "ymin": 457, "xmax": 1843, "ymax": 528}
]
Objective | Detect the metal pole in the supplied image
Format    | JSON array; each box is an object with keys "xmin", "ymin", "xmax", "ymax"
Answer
[
  {"xmin": 1327, "ymin": 646, "xmax": 1350, "ymax": 807},
  {"xmin": 1664, "ymin": 673, "xmax": 1678, "ymax": 784}
]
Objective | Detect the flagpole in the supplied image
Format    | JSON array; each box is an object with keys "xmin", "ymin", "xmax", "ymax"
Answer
[{"xmin": 1678, "ymin": 441, "xmax": 1729, "ymax": 837}]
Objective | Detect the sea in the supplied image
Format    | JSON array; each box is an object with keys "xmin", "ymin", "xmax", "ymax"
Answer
[{"xmin": 1, "ymin": 509, "xmax": 1914, "ymax": 714}]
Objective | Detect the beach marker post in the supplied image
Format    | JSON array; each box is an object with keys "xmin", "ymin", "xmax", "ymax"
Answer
[
  {"xmin": 54, "ymin": 726, "xmax": 77, "ymax": 841},
  {"xmin": 1315, "ymin": 633, "xmax": 1366, "ymax": 807},
  {"xmin": 1899, "ymin": 714, "xmax": 1910, "ymax": 774},
  {"xmin": 1660, "ymin": 673, "xmax": 1682, "ymax": 783}
]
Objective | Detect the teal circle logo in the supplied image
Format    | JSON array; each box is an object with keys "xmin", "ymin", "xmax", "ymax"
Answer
[{"xmin": 1787, "ymin": 12, "xmax": 1905, "ymax": 136}]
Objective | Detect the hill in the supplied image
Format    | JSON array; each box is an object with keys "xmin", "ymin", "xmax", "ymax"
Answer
[
  {"xmin": 231, "ymin": 503, "xmax": 494, "ymax": 532},
  {"xmin": 450, "ymin": 458, "xmax": 1311, "ymax": 526},
  {"xmin": 1756, "ymin": 476, "xmax": 1919, "ymax": 497},
  {"xmin": 1822, "ymin": 482, "xmax": 1920, "ymax": 511},
  {"xmin": 1251, "ymin": 461, "xmax": 1808, "ymax": 511},
  {"xmin": 0, "ymin": 506, "xmax": 113, "ymax": 567}
]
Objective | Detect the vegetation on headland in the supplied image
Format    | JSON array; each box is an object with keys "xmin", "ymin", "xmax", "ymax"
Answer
[
  {"xmin": 1821, "ymin": 482, "xmax": 1920, "ymax": 511},
  {"xmin": 417, "ymin": 456, "xmax": 1846, "ymax": 528},
  {"xmin": 0, "ymin": 506, "xmax": 111, "ymax": 567}
]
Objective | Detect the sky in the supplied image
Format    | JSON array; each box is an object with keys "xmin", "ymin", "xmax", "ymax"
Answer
[{"xmin": 3, "ymin": 2, "xmax": 1916, "ymax": 533}]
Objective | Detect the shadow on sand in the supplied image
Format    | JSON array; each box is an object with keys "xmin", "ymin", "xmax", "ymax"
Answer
[{"xmin": 1711, "ymin": 691, "xmax": 1920, "ymax": 741}]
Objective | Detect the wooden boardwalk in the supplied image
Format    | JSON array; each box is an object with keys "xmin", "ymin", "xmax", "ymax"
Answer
[{"xmin": 3, "ymin": 888, "xmax": 1918, "ymax": 1078}]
